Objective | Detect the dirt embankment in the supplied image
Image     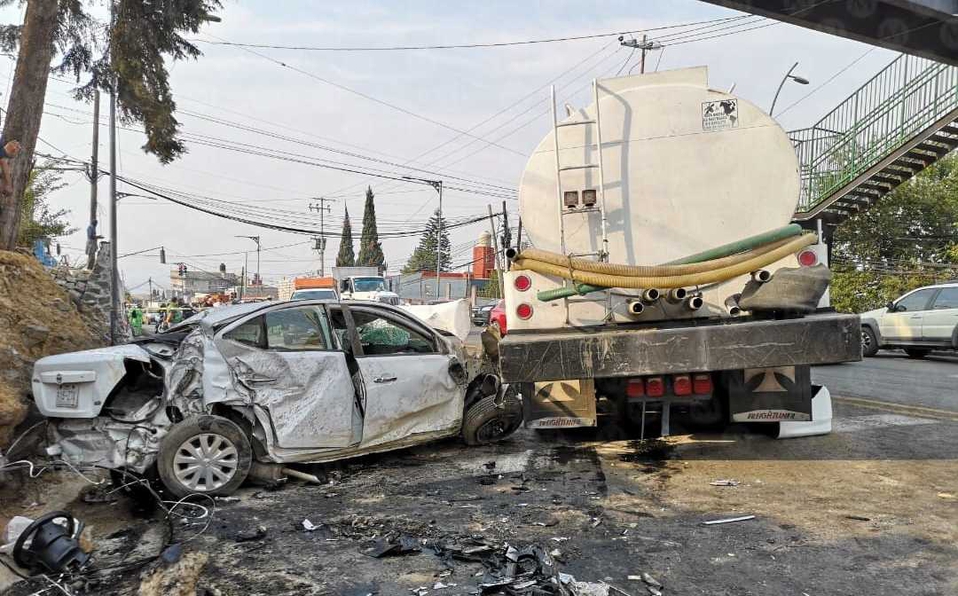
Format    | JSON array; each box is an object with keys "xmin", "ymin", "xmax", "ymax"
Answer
[{"xmin": 0, "ymin": 250, "xmax": 101, "ymax": 448}]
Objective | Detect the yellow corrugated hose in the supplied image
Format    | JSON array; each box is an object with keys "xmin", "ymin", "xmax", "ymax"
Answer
[
  {"xmin": 513, "ymin": 233, "xmax": 817, "ymax": 289},
  {"xmin": 516, "ymin": 236, "xmax": 797, "ymax": 277}
]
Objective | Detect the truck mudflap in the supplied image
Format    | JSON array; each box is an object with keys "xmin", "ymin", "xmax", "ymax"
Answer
[
  {"xmin": 520, "ymin": 379, "xmax": 597, "ymax": 429},
  {"xmin": 727, "ymin": 365, "xmax": 812, "ymax": 422},
  {"xmin": 499, "ymin": 312, "xmax": 860, "ymax": 383}
]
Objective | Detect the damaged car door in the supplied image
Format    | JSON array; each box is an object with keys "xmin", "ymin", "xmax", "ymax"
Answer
[
  {"xmin": 214, "ymin": 304, "xmax": 362, "ymax": 449},
  {"xmin": 337, "ymin": 305, "xmax": 464, "ymax": 449}
]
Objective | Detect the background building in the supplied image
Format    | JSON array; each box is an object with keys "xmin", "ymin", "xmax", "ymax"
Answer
[{"xmin": 169, "ymin": 266, "xmax": 240, "ymax": 300}]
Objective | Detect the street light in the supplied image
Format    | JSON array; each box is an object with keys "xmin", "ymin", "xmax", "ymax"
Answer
[
  {"xmin": 115, "ymin": 192, "xmax": 157, "ymax": 202},
  {"xmin": 770, "ymin": 62, "xmax": 810, "ymax": 117},
  {"xmin": 403, "ymin": 176, "xmax": 444, "ymax": 299},
  {"xmin": 235, "ymin": 235, "xmax": 261, "ymax": 291}
]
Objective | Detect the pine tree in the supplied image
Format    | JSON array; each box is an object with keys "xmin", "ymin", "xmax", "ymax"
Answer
[
  {"xmin": 0, "ymin": 0, "xmax": 223, "ymax": 248},
  {"xmin": 402, "ymin": 209, "xmax": 451, "ymax": 273},
  {"xmin": 357, "ymin": 186, "xmax": 385, "ymax": 269},
  {"xmin": 335, "ymin": 206, "xmax": 355, "ymax": 267}
]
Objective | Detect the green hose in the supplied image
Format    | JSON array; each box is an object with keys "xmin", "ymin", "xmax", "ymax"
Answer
[
  {"xmin": 664, "ymin": 223, "xmax": 804, "ymax": 265},
  {"xmin": 534, "ymin": 224, "xmax": 805, "ymax": 301}
]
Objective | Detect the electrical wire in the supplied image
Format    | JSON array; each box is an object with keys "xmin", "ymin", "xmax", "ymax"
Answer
[{"xmin": 193, "ymin": 16, "xmax": 748, "ymax": 52}]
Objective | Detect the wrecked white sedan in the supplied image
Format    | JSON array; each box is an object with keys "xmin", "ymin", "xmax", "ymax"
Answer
[{"xmin": 31, "ymin": 301, "xmax": 521, "ymax": 497}]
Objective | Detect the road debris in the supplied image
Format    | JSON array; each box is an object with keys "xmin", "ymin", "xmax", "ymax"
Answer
[
  {"xmin": 234, "ymin": 525, "xmax": 268, "ymax": 542},
  {"xmin": 845, "ymin": 515, "xmax": 871, "ymax": 522},
  {"xmin": 284, "ymin": 467, "xmax": 324, "ymax": 485},
  {"xmin": 703, "ymin": 515, "xmax": 756, "ymax": 526},
  {"xmin": 640, "ymin": 572, "xmax": 662, "ymax": 588},
  {"xmin": 364, "ymin": 535, "xmax": 423, "ymax": 558},
  {"xmin": 709, "ymin": 479, "xmax": 739, "ymax": 487},
  {"xmin": 5, "ymin": 510, "xmax": 90, "ymax": 574},
  {"xmin": 302, "ymin": 518, "xmax": 319, "ymax": 532}
]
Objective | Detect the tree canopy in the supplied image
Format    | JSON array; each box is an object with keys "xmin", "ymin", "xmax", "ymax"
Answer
[
  {"xmin": 403, "ymin": 208, "xmax": 451, "ymax": 273},
  {"xmin": 336, "ymin": 206, "xmax": 355, "ymax": 267},
  {"xmin": 1, "ymin": 0, "xmax": 222, "ymax": 163},
  {"xmin": 357, "ymin": 186, "xmax": 384, "ymax": 269},
  {"xmin": 17, "ymin": 164, "xmax": 74, "ymax": 247}
]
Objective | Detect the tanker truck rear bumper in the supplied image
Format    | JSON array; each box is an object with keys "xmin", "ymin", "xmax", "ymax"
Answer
[{"xmin": 499, "ymin": 312, "xmax": 861, "ymax": 434}]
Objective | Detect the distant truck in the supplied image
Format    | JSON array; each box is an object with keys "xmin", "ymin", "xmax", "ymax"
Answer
[
  {"xmin": 497, "ymin": 67, "xmax": 860, "ymax": 439},
  {"xmin": 279, "ymin": 276, "xmax": 337, "ymax": 301},
  {"xmin": 332, "ymin": 266, "xmax": 400, "ymax": 305}
]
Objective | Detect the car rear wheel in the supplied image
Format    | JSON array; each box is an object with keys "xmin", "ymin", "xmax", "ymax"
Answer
[
  {"xmin": 861, "ymin": 326, "xmax": 879, "ymax": 357},
  {"xmin": 905, "ymin": 348, "xmax": 930, "ymax": 359},
  {"xmin": 462, "ymin": 387, "xmax": 523, "ymax": 446},
  {"xmin": 157, "ymin": 415, "xmax": 252, "ymax": 498}
]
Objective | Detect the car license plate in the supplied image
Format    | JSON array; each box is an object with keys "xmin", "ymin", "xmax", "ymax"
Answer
[{"xmin": 56, "ymin": 384, "xmax": 79, "ymax": 408}]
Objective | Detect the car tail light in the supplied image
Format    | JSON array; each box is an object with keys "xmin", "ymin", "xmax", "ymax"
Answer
[
  {"xmin": 693, "ymin": 373, "xmax": 713, "ymax": 394},
  {"xmin": 797, "ymin": 249, "xmax": 818, "ymax": 267},
  {"xmin": 646, "ymin": 377, "xmax": 664, "ymax": 397},
  {"xmin": 626, "ymin": 379, "xmax": 644, "ymax": 398},
  {"xmin": 516, "ymin": 303, "xmax": 533, "ymax": 320},
  {"xmin": 514, "ymin": 274, "xmax": 532, "ymax": 292},
  {"xmin": 673, "ymin": 374, "xmax": 692, "ymax": 396}
]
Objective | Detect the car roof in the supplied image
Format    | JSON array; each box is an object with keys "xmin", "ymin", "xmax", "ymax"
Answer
[
  {"xmin": 912, "ymin": 282, "xmax": 958, "ymax": 291},
  {"xmin": 178, "ymin": 299, "xmax": 429, "ymax": 333}
]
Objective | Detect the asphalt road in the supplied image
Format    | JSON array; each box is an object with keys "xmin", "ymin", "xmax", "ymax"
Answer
[{"xmin": 813, "ymin": 350, "xmax": 958, "ymax": 413}]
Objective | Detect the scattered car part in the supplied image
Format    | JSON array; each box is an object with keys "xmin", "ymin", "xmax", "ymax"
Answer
[
  {"xmin": 12, "ymin": 511, "xmax": 89, "ymax": 574},
  {"xmin": 702, "ymin": 515, "xmax": 756, "ymax": 525},
  {"xmin": 282, "ymin": 468, "xmax": 323, "ymax": 485}
]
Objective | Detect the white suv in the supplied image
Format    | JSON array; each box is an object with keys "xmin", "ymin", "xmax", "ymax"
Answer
[{"xmin": 860, "ymin": 282, "xmax": 958, "ymax": 358}]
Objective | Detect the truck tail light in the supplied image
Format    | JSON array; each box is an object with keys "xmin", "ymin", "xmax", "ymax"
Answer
[
  {"xmin": 514, "ymin": 274, "xmax": 532, "ymax": 292},
  {"xmin": 797, "ymin": 249, "xmax": 818, "ymax": 267},
  {"xmin": 516, "ymin": 303, "xmax": 533, "ymax": 320},
  {"xmin": 626, "ymin": 379, "xmax": 644, "ymax": 397},
  {"xmin": 693, "ymin": 373, "xmax": 713, "ymax": 394},
  {"xmin": 673, "ymin": 374, "xmax": 692, "ymax": 396},
  {"xmin": 646, "ymin": 377, "xmax": 664, "ymax": 397}
]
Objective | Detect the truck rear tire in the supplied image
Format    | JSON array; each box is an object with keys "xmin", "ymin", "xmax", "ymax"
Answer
[
  {"xmin": 157, "ymin": 415, "xmax": 252, "ymax": 499},
  {"xmin": 462, "ymin": 389, "xmax": 522, "ymax": 446}
]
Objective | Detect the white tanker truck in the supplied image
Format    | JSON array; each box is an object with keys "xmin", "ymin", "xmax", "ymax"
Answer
[{"xmin": 498, "ymin": 67, "xmax": 860, "ymax": 438}]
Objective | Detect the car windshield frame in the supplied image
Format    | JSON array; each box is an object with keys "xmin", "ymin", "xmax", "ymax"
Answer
[
  {"xmin": 291, "ymin": 289, "xmax": 337, "ymax": 301},
  {"xmin": 352, "ymin": 277, "xmax": 386, "ymax": 292}
]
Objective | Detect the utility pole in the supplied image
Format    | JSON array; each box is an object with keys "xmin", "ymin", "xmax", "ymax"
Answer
[
  {"xmin": 308, "ymin": 197, "xmax": 335, "ymax": 276},
  {"xmin": 487, "ymin": 205, "xmax": 504, "ymax": 297},
  {"xmin": 402, "ymin": 177, "xmax": 443, "ymax": 299},
  {"xmin": 147, "ymin": 277, "xmax": 153, "ymax": 305},
  {"xmin": 619, "ymin": 36, "xmax": 662, "ymax": 74},
  {"xmin": 640, "ymin": 34, "xmax": 647, "ymax": 74},
  {"xmin": 236, "ymin": 235, "xmax": 261, "ymax": 285},
  {"xmin": 86, "ymin": 90, "xmax": 99, "ymax": 269},
  {"xmin": 435, "ymin": 181, "xmax": 443, "ymax": 299},
  {"xmin": 108, "ymin": 0, "xmax": 119, "ymax": 345},
  {"xmin": 501, "ymin": 201, "xmax": 511, "ymax": 271}
]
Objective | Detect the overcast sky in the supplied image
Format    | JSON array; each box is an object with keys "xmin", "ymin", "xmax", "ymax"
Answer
[{"xmin": 1, "ymin": 0, "xmax": 898, "ymax": 294}]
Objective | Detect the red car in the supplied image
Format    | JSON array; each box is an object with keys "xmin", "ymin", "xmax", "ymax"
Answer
[{"xmin": 489, "ymin": 299, "xmax": 507, "ymax": 335}]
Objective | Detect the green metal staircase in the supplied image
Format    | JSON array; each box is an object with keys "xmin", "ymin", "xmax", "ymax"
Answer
[{"xmin": 790, "ymin": 54, "xmax": 958, "ymax": 224}]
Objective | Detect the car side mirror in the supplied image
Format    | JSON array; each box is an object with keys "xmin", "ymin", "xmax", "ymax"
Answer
[{"xmin": 886, "ymin": 301, "xmax": 896, "ymax": 312}]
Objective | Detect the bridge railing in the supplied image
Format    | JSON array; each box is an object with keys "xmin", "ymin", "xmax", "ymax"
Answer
[{"xmin": 788, "ymin": 54, "xmax": 958, "ymax": 214}]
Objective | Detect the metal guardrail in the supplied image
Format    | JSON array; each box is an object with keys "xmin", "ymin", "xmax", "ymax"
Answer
[{"xmin": 789, "ymin": 54, "xmax": 958, "ymax": 214}]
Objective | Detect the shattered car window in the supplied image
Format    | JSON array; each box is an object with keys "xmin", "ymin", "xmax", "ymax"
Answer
[
  {"xmin": 265, "ymin": 306, "xmax": 333, "ymax": 351},
  {"xmin": 353, "ymin": 311, "xmax": 436, "ymax": 355},
  {"xmin": 225, "ymin": 316, "xmax": 266, "ymax": 348}
]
